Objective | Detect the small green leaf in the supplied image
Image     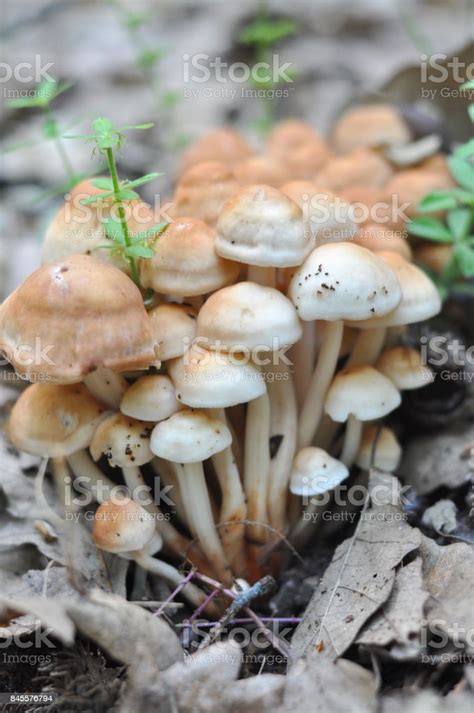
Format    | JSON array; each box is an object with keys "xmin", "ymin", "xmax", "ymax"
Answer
[
  {"xmin": 240, "ymin": 18, "xmax": 297, "ymax": 46},
  {"xmin": 104, "ymin": 216, "xmax": 126, "ymax": 244},
  {"xmin": 123, "ymin": 172, "xmax": 162, "ymax": 189},
  {"xmin": 125, "ymin": 244, "xmax": 155, "ymax": 258},
  {"xmin": 449, "ymin": 155, "xmax": 474, "ymax": 191},
  {"xmin": 447, "ymin": 208, "xmax": 472, "ymax": 241},
  {"xmin": 417, "ymin": 191, "xmax": 458, "ymax": 212},
  {"xmin": 461, "ymin": 80, "xmax": 474, "ymax": 90},
  {"xmin": 131, "ymin": 222, "xmax": 168, "ymax": 241},
  {"xmin": 137, "ymin": 47, "xmax": 165, "ymax": 69},
  {"xmin": 120, "ymin": 122, "xmax": 155, "ymax": 131},
  {"xmin": 408, "ymin": 216, "xmax": 454, "ymax": 242},
  {"xmin": 469, "ymin": 104, "xmax": 474, "ymax": 124},
  {"xmin": 80, "ymin": 191, "xmax": 114, "ymax": 205},
  {"xmin": 454, "ymin": 241, "xmax": 474, "ymax": 277},
  {"xmin": 42, "ymin": 117, "xmax": 60, "ymax": 139},
  {"xmin": 116, "ymin": 188, "xmax": 140, "ymax": 201},
  {"xmin": 452, "ymin": 188, "xmax": 474, "ymax": 206},
  {"xmin": 92, "ymin": 177, "xmax": 114, "ymax": 190}
]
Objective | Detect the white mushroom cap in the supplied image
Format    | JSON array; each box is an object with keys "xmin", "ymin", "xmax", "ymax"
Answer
[
  {"xmin": 215, "ymin": 184, "xmax": 311, "ymax": 267},
  {"xmin": 150, "ymin": 409, "xmax": 232, "ymax": 463},
  {"xmin": 120, "ymin": 375, "xmax": 180, "ymax": 421},
  {"xmin": 289, "ymin": 243, "xmax": 401, "ymax": 322},
  {"xmin": 376, "ymin": 346, "xmax": 433, "ymax": 390},
  {"xmin": 351, "ymin": 251, "xmax": 441, "ymax": 328},
  {"xmin": 148, "ymin": 303, "xmax": 197, "ymax": 361},
  {"xmin": 290, "ymin": 447, "xmax": 349, "ymax": 496},
  {"xmin": 355, "ymin": 426, "xmax": 402, "ymax": 472},
  {"xmin": 169, "ymin": 343, "xmax": 266, "ymax": 408},
  {"xmin": 196, "ymin": 282, "xmax": 302, "ymax": 352},
  {"xmin": 325, "ymin": 366, "xmax": 401, "ymax": 422},
  {"xmin": 90, "ymin": 412, "xmax": 154, "ymax": 468},
  {"xmin": 92, "ymin": 497, "xmax": 156, "ymax": 553}
]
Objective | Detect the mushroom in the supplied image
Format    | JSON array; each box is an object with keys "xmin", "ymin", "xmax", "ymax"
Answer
[
  {"xmin": 215, "ymin": 184, "xmax": 310, "ymax": 287},
  {"xmin": 415, "ymin": 244, "xmax": 453, "ymax": 275},
  {"xmin": 266, "ymin": 120, "xmax": 331, "ymax": 179},
  {"xmin": 172, "ymin": 161, "xmax": 240, "ymax": 226},
  {"xmin": 120, "ymin": 375, "xmax": 181, "ymax": 421},
  {"xmin": 233, "ymin": 155, "xmax": 288, "ymax": 187},
  {"xmin": 150, "ymin": 408, "xmax": 233, "ymax": 584},
  {"xmin": 179, "ymin": 128, "xmax": 253, "ymax": 173},
  {"xmin": 196, "ymin": 281, "xmax": 302, "ymax": 538},
  {"xmin": 92, "ymin": 497, "xmax": 215, "ymax": 612},
  {"xmin": 385, "ymin": 168, "xmax": 455, "ymax": 219},
  {"xmin": 289, "ymin": 242, "xmax": 402, "ymax": 448},
  {"xmin": 289, "ymin": 447, "xmax": 349, "ymax": 546},
  {"xmin": 355, "ymin": 426, "xmax": 402, "ymax": 472},
  {"xmin": 353, "ymin": 223, "xmax": 412, "ymax": 261},
  {"xmin": 140, "ymin": 217, "xmax": 240, "ymax": 298},
  {"xmin": 324, "ymin": 366, "xmax": 401, "ymax": 467},
  {"xmin": 315, "ymin": 148, "xmax": 393, "ymax": 192},
  {"xmin": 0, "ymin": 255, "xmax": 156, "ymax": 407},
  {"xmin": 376, "ymin": 346, "xmax": 433, "ymax": 390},
  {"xmin": 331, "ymin": 104, "xmax": 411, "ymax": 154},
  {"xmin": 148, "ymin": 303, "xmax": 198, "ymax": 362}
]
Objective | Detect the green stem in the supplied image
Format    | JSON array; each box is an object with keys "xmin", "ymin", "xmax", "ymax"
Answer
[{"xmin": 105, "ymin": 146, "xmax": 140, "ymax": 286}]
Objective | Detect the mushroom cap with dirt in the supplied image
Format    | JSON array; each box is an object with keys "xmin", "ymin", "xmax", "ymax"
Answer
[
  {"xmin": 0, "ymin": 254, "xmax": 156, "ymax": 384},
  {"xmin": 331, "ymin": 104, "xmax": 411, "ymax": 154},
  {"xmin": 289, "ymin": 447, "xmax": 349, "ymax": 496},
  {"xmin": 148, "ymin": 303, "xmax": 197, "ymax": 362},
  {"xmin": 172, "ymin": 161, "xmax": 240, "ymax": 226},
  {"xmin": 169, "ymin": 342, "xmax": 266, "ymax": 408},
  {"xmin": 90, "ymin": 412, "xmax": 154, "ymax": 468},
  {"xmin": 376, "ymin": 346, "xmax": 433, "ymax": 390},
  {"xmin": 196, "ymin": 281, "xmax": 302, "ymax": 352},
  {"xmin": 355, "ymin": 425, "xmax": 402, "ymax": 472},
  {"xmin": 92, "ymin": 497, "xmax": 156, "ymax": 554},
  {"xmin": 140, "ymin": 217, "xmax": 240, "ymax": 297},
  {"xmin": 179, "ymin": 128, "xmax": 253, "ymax": 173},
  {"xmin": 8, "ymin": 382, "xmax": 107, "ymax": 458},
  {"xmin": 120, "ymin": 374, "xmax": 181, "ymax": 422},
  {"xmin": 215, "ymin": 184, "xmax": 310, "ymax": 267},
  {"xmin": 315, "ymin": 148, "xmax": 393, "ymax": 192}
]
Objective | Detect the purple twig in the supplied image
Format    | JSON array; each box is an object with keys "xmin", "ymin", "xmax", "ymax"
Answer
[{"xmin": 153, "ymin": 568, "xmax": 196, "ymax": 618}]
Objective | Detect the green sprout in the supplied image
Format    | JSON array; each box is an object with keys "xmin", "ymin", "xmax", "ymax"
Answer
[
  {"xmin": 239, "ymin": 1, "xmax": 297, "ymax": 134},
  {"xmin": 65, "ymin": 117, "xmax": 167, "ymax": 287},
  {"xmin": 6, "ymin": 79, "xmax": 83, "ymax": 191},
  {"xmin": 408, "ymin": 81, "xmax": 474, "ymax": 301}
]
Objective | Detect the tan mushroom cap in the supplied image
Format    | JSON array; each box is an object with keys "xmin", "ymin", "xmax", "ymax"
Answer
[
  {"xmin": 289, "ymin": 242, "xmax": 401, "ymax": 322},
  {"xmin": 151, "ymin": 408, "xmax": 232, "ymax": 463},
  {"xmin": 120, "ymin": 375, "xmax": 180, "ymax": 422},
  {"xmin": 353, "ymin": 223, "xmax": 412, "ymax": 261},
  {"xmin": 42, "ymin": 178, "xmax": 160, "ymax": 273},
  {"xmin": 140, "ymin": 217, "xmax": 240, "ymax": 297},
  {"xmin": 290, "ymin": 447, "xmax": 349, "ymax": 496},
  {"xmin": 169, "ymin": 343, "xmax": 266, "ymax": 408},
  {"xmin": 179, "ymin": 128, "xmax": 253, "ymax": 173},
  {"xmin": 351, "ymin": 251, "xmax": 441, "ymax": 329},
  {"xmin": 325, "ymin": 366, "xmax": 401, "ymax": 423},
  {"xmin": 215, "ymin": 184, "xmax": 310, "ymax": 267},
  {"xmin": 90, "ymin": 412, "xmax": 154, "ymax": 468},
  {"xmin": 172, "ymin": 161, "xmax": 240, "ymax": 226},
  {"xmin": 331, "ymin": 104, "xmax": 411, "ymax": 153},
  {"xmin": 148, "ymin": 303, "xmax": 197, "ymax": 361},
  {"xmin": 8, "ymin": 383, "xmax": 107, "ymax": 457},
  {"xmin": 92, "ymin": 497, "xmax": 156, "ymax": 554},
  {"xmin": 315, "ymin": 148, "xmax": 393, "ymax": 192},
  {"xmin": 233, "ymin": 155, "xmax": 288, "ymax": 187},
  {"xmin": 0, "ymin": 255, "xmax": 156, "ymax": 384},
  {"xmin": 376, "ymin": 346, "xmax": 433, "ymax": 390},
  {"xmin": 356, "ymin": 426, "xmax": 402, "ymax": 472},
  {"xmin": 266, "ymin": 120, "xmax": 331, "ymax": 179},
  {"xmin": 385, "ymin": 169, "xmax": 456, "ymax": 219},
  {"xmin": 196, "ymin": 282, "xmax": 302, "ymax": 351},
  {"xmin": 415, "ymin": 243, "xmax": 452, "ymax": 274}
]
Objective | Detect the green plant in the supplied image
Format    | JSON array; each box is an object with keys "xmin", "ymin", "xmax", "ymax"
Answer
[
  {"xmin": 66, "ymin": 118, "xmax": 167, "ymax": 287},
  {"xmin": 239, "ymin": 1, "xmax": 297, "ymax": 134},
  {"xmin": 408, "ymin": 81, "xmax": 474, "ymax": 300},
  {"xmin": 6, "ymin": 79, "xmax": 83, "ymax": 192}
]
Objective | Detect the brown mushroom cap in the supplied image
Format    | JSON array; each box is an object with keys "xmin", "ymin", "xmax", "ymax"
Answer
[
  {"xmin": 356, "ymin": 425, "xmax": 402, "ymax": 471},
  {"xmin": 353, "ymin": 223, "xmax": 412, "ymax": 261},
  {"xmin": 233, "ymin": 155, "xmax": 288, "ymax": 187},
  {"xmin": 172, "ymin": 161, "xmax": 240, "ymax": 226},
  {"xmin": 148, "ymin": 303, "xmax": 197, "ymax": 361},
  {"xmin": 140, "ymin": 217, "xmax": 240, "ymax": 296},
  {"xmin": 385, "ymin": 169, "xmax": 456, "ymax": 219},
  {"xmin": 315, "ymin": 148, "xmax": 393, "ymax": 192},
  {"xmin": 0, "ymin": 255, "xmax": 156, "ymax": 383},
  {"xmin": 8, "ymin": 382, "xmax": 107, "ymax": 457},
  {"xmin": 266, "ymin": 120, "xmax": 331, "ymax": 179},
  {"xmin": 331, "ymin": 104, "xmax": 411, "ymax": 153},
  {"xmin": 179, "ymin": 128, "xmax": 253, "ymax": 173},
  {"xmin": 376, "ymin": 346, "xmax": 433, "ymax": 390},
  {"xmin": 92, "ymin": 497, "xmax": 156, "ymax": 553}
]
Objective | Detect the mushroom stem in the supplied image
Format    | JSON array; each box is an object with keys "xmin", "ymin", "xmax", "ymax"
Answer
[
  {"xmin": 339, "ymin": 415, "xmax": 363, "ymax": 467},
  {"xmin": 346, "ymin": 327, "xmax": 386, "ymax": 367},
  {"xmin": 51, "ymin": 456, "xmax": 71, "ymax": 511},
  {"xmin": 177, "ymin": 462, "xmax": 232, "ymax": 585},
  {"xmin": 244, "ymin": 391, "xmax": 271, "ymax": 543},
  {"xmin": 151, "ymin": 457, "xmax": 188, "ymax": 526},
  {"xmin": 290, "ymin": 496, "xmax": 324, "ymax": 548},
  {"xmin": 66, "ymin": 450, "xmax": 116, "ymax": 504},
  {"xmin": 290, "ymin": 321, "xmax": 316, "ymax": 410},
  {"xmin": 298, "ymin": 320, "xmax": 344, "ymax": 448},
  {"xmin": 210, "ymin": 408, "xmax": 247, "ymax": 575},
  {"xmin": 83, "ymin": 367, "xmax": 128, "ymax": 408},
  {"xmin": 266, "ymin": 365, "xmax": 297, "ymax": 534},
  {"xmin": 247, "ymin": 265, "xmax": 276, "ymax": 287}
]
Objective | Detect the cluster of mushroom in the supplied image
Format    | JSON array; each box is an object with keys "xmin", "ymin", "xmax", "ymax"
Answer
[{"xmin": 1, "ymin": 103, "xmax": 443, "ymax": 591}]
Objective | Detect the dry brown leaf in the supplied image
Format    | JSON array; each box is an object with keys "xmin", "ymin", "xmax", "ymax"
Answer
[{"xmin": 290, "ymin": 472, "xmax": 421, "ymax": 661}]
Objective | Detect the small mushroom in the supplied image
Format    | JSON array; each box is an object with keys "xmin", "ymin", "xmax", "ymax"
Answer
[
  {"xmin": 331, "ymin": 104, "xmax": 411, "ymax": 154},
  {"xmin": 355, "ymin": 426, "xmax": 402, "ymax": 472},
  {"xmin": 172, "ymin": 161, "xmax": 240, "ymax": 226}
]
